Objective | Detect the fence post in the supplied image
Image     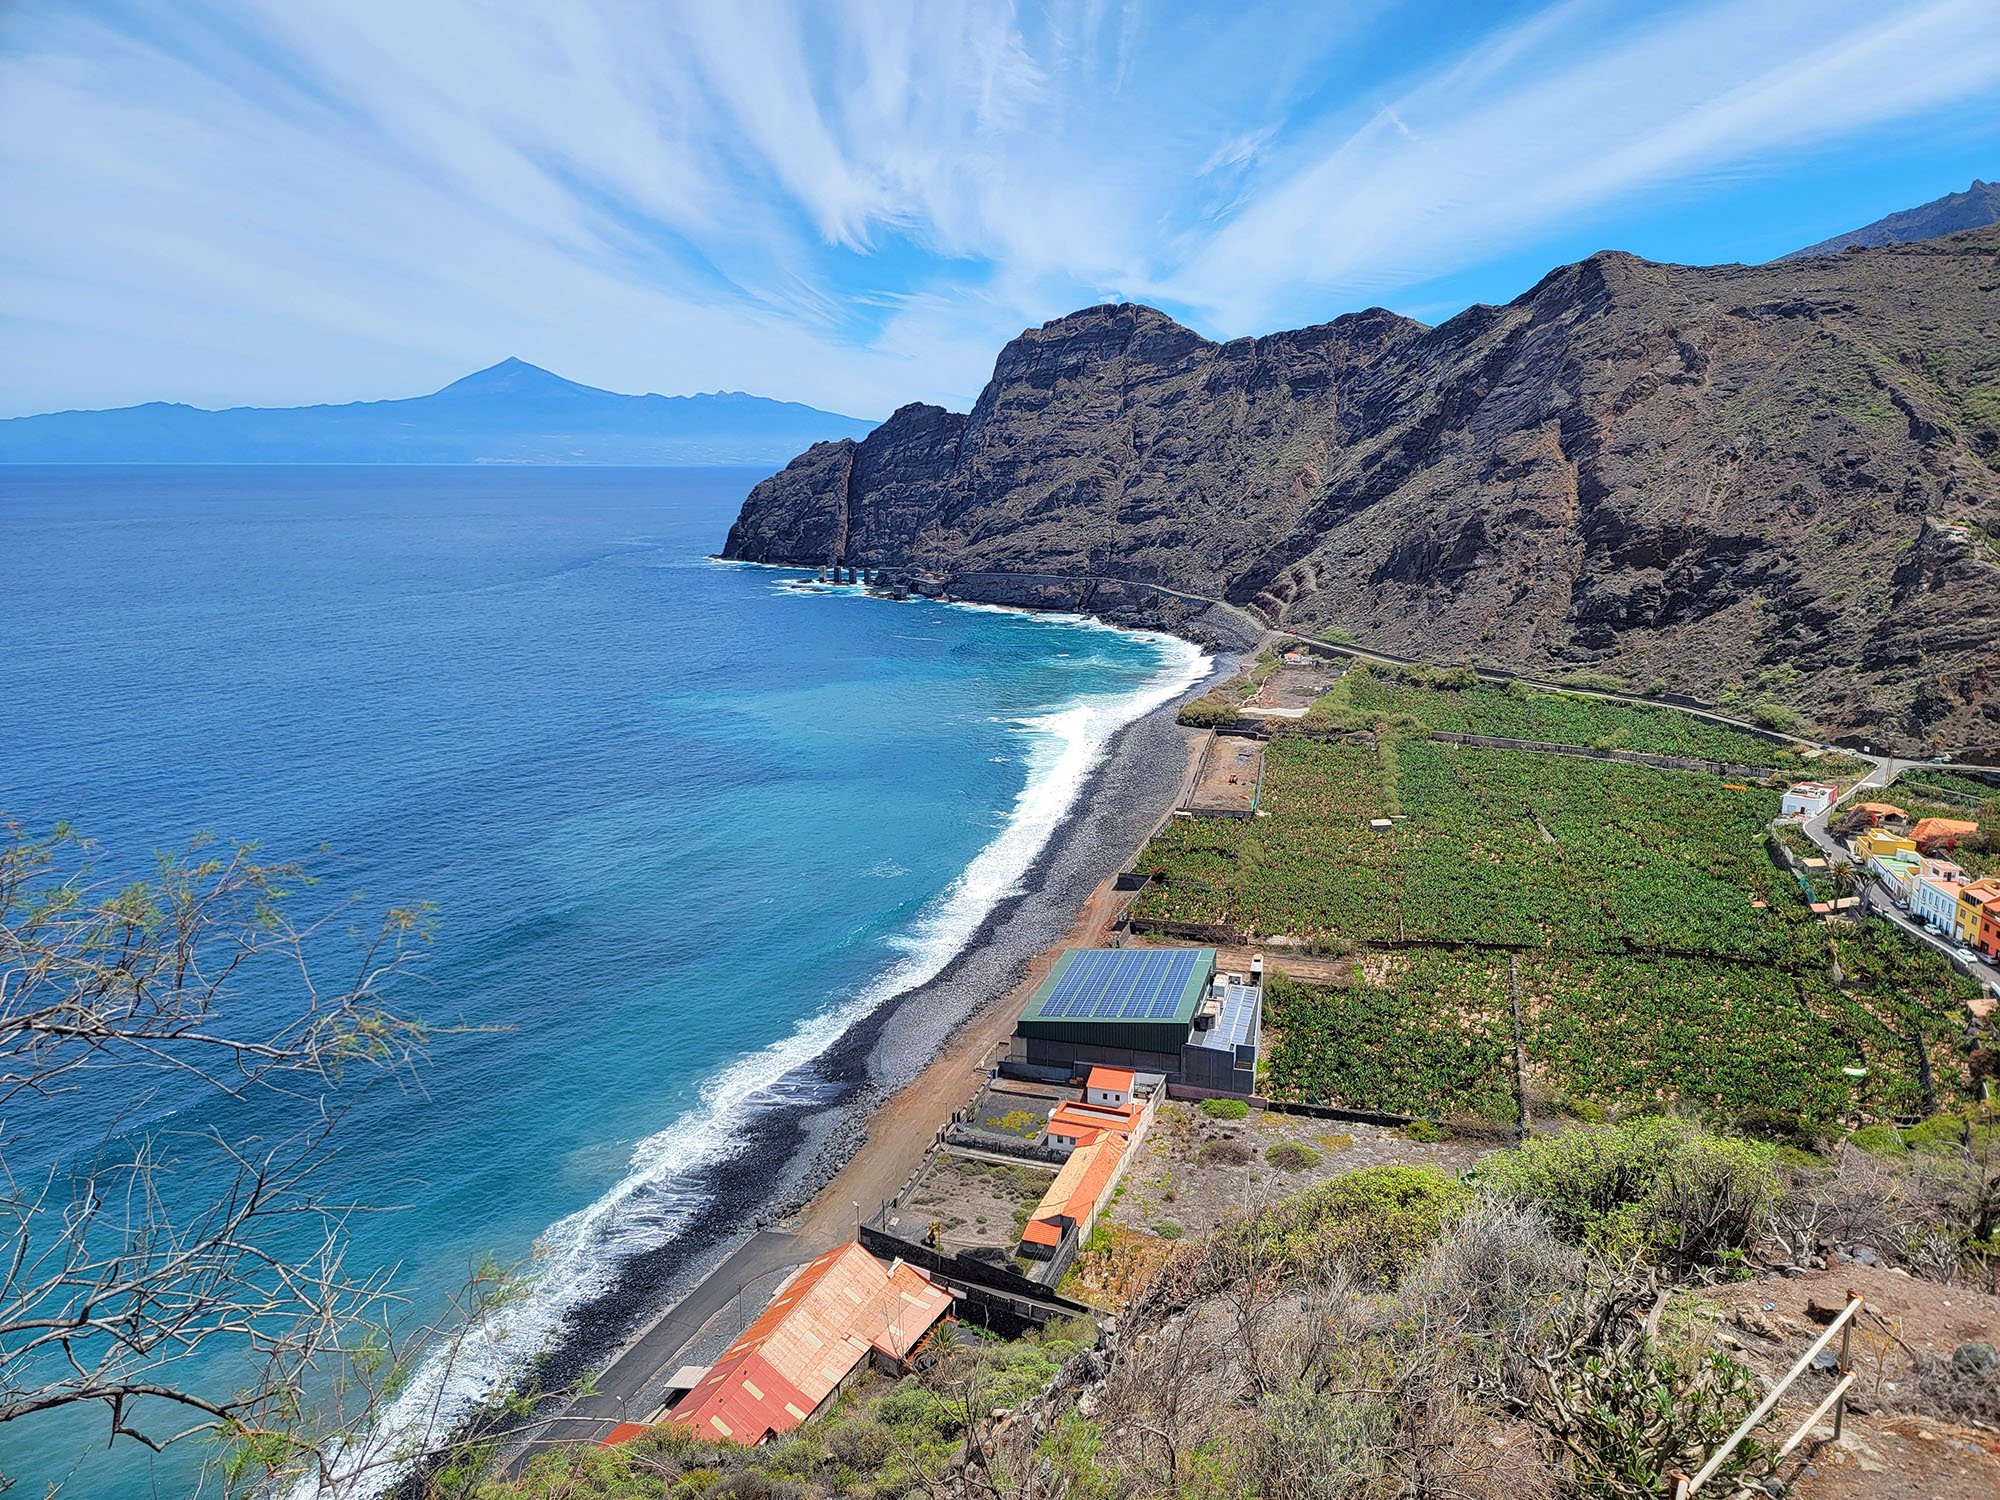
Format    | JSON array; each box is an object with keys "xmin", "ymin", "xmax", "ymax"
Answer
[{"xmin": 1834, "ymin": 1303, "xmax": 1853, "ymax": 1441}]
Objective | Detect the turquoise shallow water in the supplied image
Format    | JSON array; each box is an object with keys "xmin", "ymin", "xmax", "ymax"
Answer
[{"xmin": 0, "ymin": 466, "xmax": 1203, "ymax": 1497}]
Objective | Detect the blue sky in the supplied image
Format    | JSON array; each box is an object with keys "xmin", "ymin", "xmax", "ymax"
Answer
[{"xmin": 4, "ymin": 0, "xmax": 1999, "ymax": 421}]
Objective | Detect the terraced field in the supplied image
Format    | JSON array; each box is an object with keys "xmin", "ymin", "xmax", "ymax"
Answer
[
  {"xmin": 1303, "ymin": 666, "xmax": 1831, "ymax": 767},
  {"xmin": 1129, "ymin": 684, "xmax": 1982, "ymax": 1130}
]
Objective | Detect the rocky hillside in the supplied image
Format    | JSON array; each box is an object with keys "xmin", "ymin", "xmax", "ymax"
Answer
[
  {"xmin": 723, "ymin": 228, "xmax": 2000, "ymax": 750},
  {"xmin": 1785, "ymin": 179, "xmax": 2000, "ymax": 259}
]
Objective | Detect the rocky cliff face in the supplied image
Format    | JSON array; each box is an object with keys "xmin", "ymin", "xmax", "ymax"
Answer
[{"xmin": 723, "ymin": 228, "xmax": 2000, "ymax": 750}]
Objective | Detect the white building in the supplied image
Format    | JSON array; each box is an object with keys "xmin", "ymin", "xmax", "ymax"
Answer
[
  {"xmin": 1868, "ymin": 852, "xmax": 1921, "ymax": 901},
  {"xmin": 1084, "ymin": 1065, "xmax": 1134, "ymax": 1108},
  {"xmin": 1911, "ymin": 864, "xmax": 1969, "ymax": 934},
  {"xmin": 1781, "ymin": 782, "xmax": 1837, "ymax": 818}
]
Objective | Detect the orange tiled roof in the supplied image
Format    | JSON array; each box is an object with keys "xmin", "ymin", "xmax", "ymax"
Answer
[
  {"xmin": 1020, "ymin": 1134, "xmax": 1126, "ymax": 1249},
  {"xmin": 1021, "ymin": 1218, "xmax": 1063, "ymax": 1248},
  {"xmin": 1048, "ymin": 1100, "xmax": 1144, "ymax": 1140},
  {"xmin": 665, "ymin": 1349, "xmax": 815, "ymax": 1446},
  {"xmin": 659, "ymin": 1243, "xmax": 952, "ymax": 1446},
  {"xmin": 1913, "ymin": 817, "xmax": 1978, "ymax": 844},
  {"xmin": 1086, "ymin": 1065, "xmax": 1135, "ymax": 1092}
]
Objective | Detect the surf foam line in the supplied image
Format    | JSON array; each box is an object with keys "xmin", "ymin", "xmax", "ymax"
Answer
[{"xmin": 299, "ymin": 618, "xmax": 1208, "ymax": 1498}]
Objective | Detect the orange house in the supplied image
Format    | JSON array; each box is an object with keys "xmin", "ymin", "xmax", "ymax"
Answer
[
  {"xmin": 1959, "ymin": 879, "xmax": 2000, "ymax": 960},
  {"xmin": 1852, "ymin": 801, "xmax": 1908, "ymax": 826},
  {"xmin": 1019, "ymin": 1133, "xmax": 1127, "ymax": 1258},
  {"xmin": 1912, "ymin": 817, "xmax": 1979, "ymax": 854}
]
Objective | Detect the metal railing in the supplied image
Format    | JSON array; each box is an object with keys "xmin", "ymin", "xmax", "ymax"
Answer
[{"xmin": 1669, "ymin": 1292, "xmax": 1863, "ymax": 1498}]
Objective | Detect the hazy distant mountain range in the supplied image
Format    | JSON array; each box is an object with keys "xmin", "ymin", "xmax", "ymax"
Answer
[
  {"xmin": 1783, "ymin": 178, "xmax": 2000, "ymax": 259},
  {"xmin": 0, "ymin": 358, "xmax": 877, "ymax": 465}
]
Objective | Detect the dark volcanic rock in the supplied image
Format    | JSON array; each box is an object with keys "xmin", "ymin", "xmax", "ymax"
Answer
[{"xmin": 723, "ymin": 230, "xmax": 2000, "ymax": 749}]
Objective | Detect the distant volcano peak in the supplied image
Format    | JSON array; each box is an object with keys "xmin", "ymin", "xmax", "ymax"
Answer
[{"xmin": 433, "ymin": 357, "xmax": 605, "ymax": 399}]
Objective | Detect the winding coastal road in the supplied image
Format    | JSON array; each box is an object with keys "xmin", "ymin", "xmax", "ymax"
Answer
[{"xmin": 1794, "ymin": 754, "xmax": 2000, "ymax": 994}]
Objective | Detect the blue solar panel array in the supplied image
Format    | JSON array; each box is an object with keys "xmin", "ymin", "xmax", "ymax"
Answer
[{"xmin": 1037, "ymin": 948, "xmax": 1205, "ymax": 1020}]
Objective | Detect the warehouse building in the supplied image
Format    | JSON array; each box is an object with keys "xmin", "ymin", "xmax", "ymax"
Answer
[
  {"xmin": 1180, "ymin": 976, "xmax": 1262, "ymax": 1094},
  {"xmin": 651, "ymin": 1243, "xmax": 955, "ymax": 1447},
  {"xmin": 1009, "ymin": 946, "xmax": 1263, "ymax": 1095},
  {"xmin": 1011, "ymin": 946, "xmax": 1218, "ymax": 1078}
]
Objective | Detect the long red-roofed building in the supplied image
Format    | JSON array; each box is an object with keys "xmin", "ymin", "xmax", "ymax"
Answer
[{"xmin": 619, "ymin": 1242, "xmax": 953, "ymax": 1448}]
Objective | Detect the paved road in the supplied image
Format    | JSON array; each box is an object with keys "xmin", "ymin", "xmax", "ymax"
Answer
[
  {"xmin": 508, "ymin": 1230, "xmax": 804, "ymax": 1468},
  {"xmin": 1861, "ymin": 889, "xmax": 2000, "ymax": 991},
  {"xmin": 1792, "ymin": 755, "xmax": 2000, "ymax": 994}
]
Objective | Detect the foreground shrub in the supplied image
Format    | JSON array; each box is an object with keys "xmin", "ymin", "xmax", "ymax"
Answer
[
  {"xmin": 1481, "ymin": 1118, "xmax": 1779, "ymax": 1269},
  {"xmin": 1178, "ymin": 693, "xmax": 1239, "ymax": 728},
  {"xmin": 1847, "ymin": 1122, "xmax": 1906, "ymax": 1156},
  {"xmin": 1265, "ymin": 1140, "xmax": 1321, "ymax": 1171},
  {"xmin": 1200, "ymin": 1097, "xmax": 1250, "ymax": 1120},
  {"xmin": 1538, "ymin": 1335, "xmax": 1769, "ymax": 1499},
  {"xmin": 1245, "ymin": 1164, "xmax": 1473, "ymax": 1283}
]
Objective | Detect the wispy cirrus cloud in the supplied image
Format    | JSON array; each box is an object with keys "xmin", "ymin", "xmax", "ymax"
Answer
[
  {"xmin": 1, "ymin": 0, "xmax": 1996, "ymax": 420},
  {"xmin": 1166, "ymin": 0, "xmax": 2000, "ymax": 327}
]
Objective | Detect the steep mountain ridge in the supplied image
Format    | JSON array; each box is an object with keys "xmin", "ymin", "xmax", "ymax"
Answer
[
  {"xmin": 1784, "ymin": 177, "xmax": 2000, "ymax": 259},
  {"xmin": 725, "ymin": 229, "xmax": 2000, "ymax": 749}
]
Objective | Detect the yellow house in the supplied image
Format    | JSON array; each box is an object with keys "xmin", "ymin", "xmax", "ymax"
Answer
[
  {"xmin": 1854, "ymin": 829, "xmax": 1917, "ymax": 861},
  {"xmin": 1959, "ymin": 879, "xmax": 2000, "ymax": 947}
]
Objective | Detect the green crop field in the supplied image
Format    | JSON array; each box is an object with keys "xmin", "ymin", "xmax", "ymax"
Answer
[
  {"xmin": 1129, "ymin": 736, "xmax": 1398, "ymax": 941},
  {"xmin": 1303, "ymin": 664, "xmax": 1830, "ymax": 767},
  {"xmin": 1131, "ymin": 701, "xmax": 1983, "ymax": 1130},
  {"xmin": 1394, "ymin": 740, "xmax": 1791, "ymax": 957},
  {"xmin": 1261, "ymin": 959, "xmax": 1516, "ymax": 1121}
]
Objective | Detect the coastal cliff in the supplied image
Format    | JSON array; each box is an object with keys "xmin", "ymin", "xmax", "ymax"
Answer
[{"xmin": 723, "ymin": 227, "xmax": 2000, "ymax": 749}]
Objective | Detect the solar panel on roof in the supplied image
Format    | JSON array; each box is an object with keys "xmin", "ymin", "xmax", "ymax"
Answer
[{"xmin": 1034, "ymin": 947, "xmax": 1205, "ymax": 1021}]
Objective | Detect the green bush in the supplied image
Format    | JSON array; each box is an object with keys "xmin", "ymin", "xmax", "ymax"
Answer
[
  {"xmin": 1480, "ymin": 1118, "xmax": 1780, "ymax": 1269},
  {"xmin": 1846, "ymin": 1123, "xmax": 1907, "ymax": 1156},
  {"xmin": 1541, "ymin": 1336, "xmax": 1771, "ymax": 1499},
  {"xmin": 1401, "ymin": 1119, "xmax": 1448, "ymax": 1144},
  {"xmin": 1153, "ymin": 1219, "xmax": 1184, "ymax": 1240},
  {"xmin": 1244, "ymin": 1164, "xmax": 1474, "ymax": 1283},
  {"xmin": 1904, "ymin": 1112, "xmax": 1970, "ymax": 1154},
  {"xmin": 1265, "ymin": 1140, "xmax": 1322, "ymax": 1171},
  {"xmin": 1200, "ymin": 1097, "xmax": 1250, "ymax": 1120},
  {"xmin": 1177, "ymin": 694, "xmax": 1238, "ymax": 728}
]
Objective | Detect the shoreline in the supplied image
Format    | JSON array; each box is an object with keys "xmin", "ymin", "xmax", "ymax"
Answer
[{"xmin": 497, "ymin": 635, "xmax": 1234, "ymax": 1461}]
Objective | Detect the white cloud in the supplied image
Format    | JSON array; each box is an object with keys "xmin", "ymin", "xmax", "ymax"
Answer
[
  {"xmin": 1162, "ymin": 0, "xmax": 2000, "ymax": 329},
  {"xmin": 1, "ymin": 0, "xmax": 1996, "ymax": 419}
]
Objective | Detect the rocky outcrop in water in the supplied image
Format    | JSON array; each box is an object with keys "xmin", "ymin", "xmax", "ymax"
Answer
[{"xmin": 723, "ymin": 228, "xmax": 2000, "ymax": 750}]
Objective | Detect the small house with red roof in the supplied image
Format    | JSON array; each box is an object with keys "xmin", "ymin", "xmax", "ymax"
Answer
[
  {"xmin": 1017, "ymin": 1133, "xmax": 1128, "ymax": 1260},
  {"xmin": 1084, "ymin": 1065, "xmax": 1134, "ymax": 1108}
]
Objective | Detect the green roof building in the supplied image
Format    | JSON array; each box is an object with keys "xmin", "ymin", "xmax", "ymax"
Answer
[{"xmin": 1011, "ymin": 946, "xmax": 1217, "ymax": 1077}]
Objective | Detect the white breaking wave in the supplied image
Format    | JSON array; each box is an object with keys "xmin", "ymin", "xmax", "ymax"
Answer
[{"xmin": 302, "ymin": 615, "xmax": 1207, "ymax": 1498}]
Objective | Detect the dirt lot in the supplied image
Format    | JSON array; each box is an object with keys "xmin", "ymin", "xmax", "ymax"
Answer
[
  {"xmin": 884, "ymin": 1152, "xmax": 1055, "ymax": 1254},
  {"xmin": 1103, "ymin": 1100, "xmax": 1485, "ymax": 1241},
  {"xmin": 967, "ymin": 1078, "xmax": 1068, "ymax": 1138},
  {"xmin": 1246, "ymin": 660, "xmax": 1343, "ymax": 716},
  {"xmin": 1055, "ymin": 1101, "xmax": 1487, "ymax": 1306},
  {"xmin": 1185, "ymin": 733, "xmax": 1263, "ymax": 815}
]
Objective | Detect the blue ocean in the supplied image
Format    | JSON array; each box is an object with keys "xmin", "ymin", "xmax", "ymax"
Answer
[{"xmin": 0, "ymin": 466, "xmax": 1204, "ymax": 1497}]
